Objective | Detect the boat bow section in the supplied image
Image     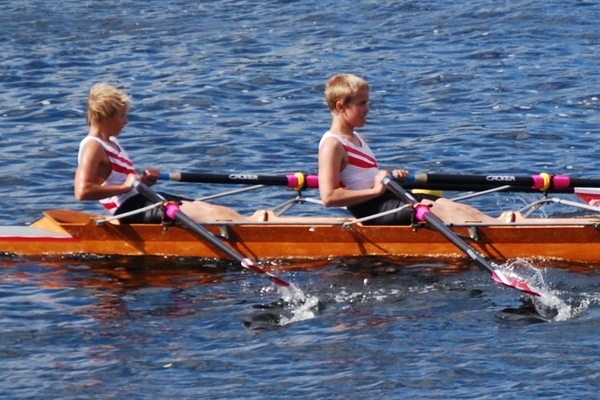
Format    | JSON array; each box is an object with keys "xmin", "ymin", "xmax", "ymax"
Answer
[{"xmin": 0, "ymin": 211, "xmax": 79, "ymax": 256}]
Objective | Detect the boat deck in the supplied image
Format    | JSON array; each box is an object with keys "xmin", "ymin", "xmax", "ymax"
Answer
[{"xmin": 0, "ymin": 226, "xmax": 72, "ymax": 238}]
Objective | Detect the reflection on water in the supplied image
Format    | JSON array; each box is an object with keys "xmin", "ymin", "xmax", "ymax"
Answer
[
  {"xmin": 4, "ymin": 254, "xmax": 600, "ymax": 326},
  {"xmin": 2, "ymin": 252, "xmax": 600, "ymax": 398},
  {"xmin": 0, "ymin": 255, "xmax": 229, "ymax": 289}
]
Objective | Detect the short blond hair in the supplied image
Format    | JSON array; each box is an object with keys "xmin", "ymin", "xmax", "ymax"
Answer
[
  {"xmin": 325, "ymin": 74, "xmax": 370, "ymax": 114},
  {"xmin": 87, "ymin": 82, "xmax": 131, "ymax": 125}
]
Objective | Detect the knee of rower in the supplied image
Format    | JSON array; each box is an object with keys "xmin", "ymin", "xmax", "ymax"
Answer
[
  {"xmin": 321, "ymin": 198, "xmax": 335, "ymax": 207},
  {"xmin": 319, "ymin": 193, "xmax": 336, "ymax": 208}
]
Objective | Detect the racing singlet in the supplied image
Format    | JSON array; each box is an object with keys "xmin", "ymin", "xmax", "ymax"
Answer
[
  {"xmin": 319, "ymin": 131, "xmax": 379, "ymax": 189},
  {"xmin": 77, "ymin": 136, "xmax": 138, "ymax": 214}
]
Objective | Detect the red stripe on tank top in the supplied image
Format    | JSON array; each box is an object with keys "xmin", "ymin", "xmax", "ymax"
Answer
[
  {"xmin": 111, "ymin": 163, "xmax": 136, "ymax": 174},
  {"xmin": 344, "ymin": 145, "xmax": 378, "ymax": 168}
]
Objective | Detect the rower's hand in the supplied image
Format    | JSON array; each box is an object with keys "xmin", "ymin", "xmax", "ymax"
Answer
[
  {"xmin": 373, "ymin": 170, "xmax": 389, "ymax": 195},
  {"xmin": 124, "ymin": 173, "xmax": 142, "ymax": 190},
  {"xmin": 141, "ymin": 168, "xmax": 161, "ymax": 186},
  {"xmin": 391, "ymin": 169, "xmax": 410, "ymax": 181}
]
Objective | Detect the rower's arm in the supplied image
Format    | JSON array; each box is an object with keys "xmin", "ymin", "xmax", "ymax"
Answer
[
  {"xmin": 318, "ymin": 137, "xmax": 384, "ymax": 207},
  {"xmin": 74, "ymin": 141, "xmax": 137, "ymax": 201}
]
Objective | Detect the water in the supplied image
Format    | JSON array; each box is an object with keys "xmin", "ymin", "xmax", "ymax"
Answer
[{"xmin": 2, "ymin": 0, "xmax": 600, "ymax": 398}]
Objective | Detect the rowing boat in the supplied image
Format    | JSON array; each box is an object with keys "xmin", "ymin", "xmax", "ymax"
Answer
[{"xmin": 2, "ymin": 208, "xmax": 600, "ymax": 263}]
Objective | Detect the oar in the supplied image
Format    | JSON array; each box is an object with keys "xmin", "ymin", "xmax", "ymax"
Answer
[
  {"xmin": 383, "ymin": 177, "xmax": 541, "ymax": 296},
  {"xmin": 160, "ymin": 171, "xmax": 319, "ymax": 190},
  {"xmin": 133, "ymin": 181, "xmax": 290, "ymax": 287},
  {"xmin": 410, "ymin": 172, "xmax": 600, "ymax": 191},
  {"xmin": 160, "ymin": 171, "xmax": 578, "ymax": 194},
  {"xmin": 403, "ymin": 182, "xmax": 573, "ymax": 193}
]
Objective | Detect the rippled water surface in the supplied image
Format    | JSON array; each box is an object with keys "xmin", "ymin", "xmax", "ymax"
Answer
[{"xmin": 2, "ymin": 1, "xmax": 600, "ymax": 398}]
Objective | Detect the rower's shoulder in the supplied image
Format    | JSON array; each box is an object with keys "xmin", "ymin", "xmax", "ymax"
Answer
[{"xmin": 79, "ymin": 135, "xmax": 104, "ymax": 150}]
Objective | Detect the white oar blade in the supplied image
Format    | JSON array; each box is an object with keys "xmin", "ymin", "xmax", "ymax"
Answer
[{"xmin": 492, "ymin": 270, "xmax": 541, "ymax": 296}]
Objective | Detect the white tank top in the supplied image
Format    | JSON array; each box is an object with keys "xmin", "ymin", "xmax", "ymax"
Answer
[
  {"xmin": 319, "ymin": 131, "xmax": 379, "ymax": 190},
  {"xmin": 78, "ymin": 136, "xmax": 138, "ymax": 214}
]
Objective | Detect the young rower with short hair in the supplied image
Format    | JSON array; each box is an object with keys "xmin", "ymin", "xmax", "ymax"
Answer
[
  {"xmin": 317, "ymin": 73, "xmax": 516, "ymax": 225},
  {"xmin": 74, "ymin": 82, "xmax": 253, "ymax": 223}
]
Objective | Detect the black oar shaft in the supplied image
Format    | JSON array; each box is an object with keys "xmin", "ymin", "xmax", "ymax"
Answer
[
  {"xmin": 170, "ymin": 172, "xmax": 288, "ymax": 185},
  {"xmin": 134, "ymin": 181, "xmax": 290, "ymax": 287},
  {"xmin": 569, "ymin": 178, "xmax": 600, "ymax": 187},
  {"xmin": 401, "ymin": 182, "xmax": 573, "ymax": 193},
  {"xmin": 161, "ymin": 172, "xmax": 319, "ymax": 190},
  {"xmin": 411, "ymin": 172, "xmax": 600, "ymax": 190},
  {"xmin": 412, "ymin": 173, "xmax": 536, "ymax": 187}
]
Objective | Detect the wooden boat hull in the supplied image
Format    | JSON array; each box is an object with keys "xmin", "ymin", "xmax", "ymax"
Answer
[{"xmin": 2, "ymin": 210, "xmax": 600, "ymax": 263}]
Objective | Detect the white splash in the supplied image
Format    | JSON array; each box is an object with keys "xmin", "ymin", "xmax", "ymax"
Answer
[
  {"xmin": 499, "ymin": 259, "xmax": 590, "ymax": 321},
  {"xmin": 276, "ymin": 283, "xmax": 321, "ymax": 326}
]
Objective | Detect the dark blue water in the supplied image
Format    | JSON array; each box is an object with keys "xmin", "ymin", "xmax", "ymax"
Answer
[{"xmin": 2, "ymin": 1, "xmax": 600, "ymax": 398}]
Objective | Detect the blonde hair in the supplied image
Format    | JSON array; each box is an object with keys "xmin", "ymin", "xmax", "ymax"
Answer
[
  {"xmin": 325, "ymin": 74, "xmax": 370, "ymax": 114},
  {"xmin": 86, "ymin": 82, "xmax": 131, "ymax": 125}
]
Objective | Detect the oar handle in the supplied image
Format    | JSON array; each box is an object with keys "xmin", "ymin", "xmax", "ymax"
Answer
[{"xmin": 160, "ymin": 172, "xmax": 319, "ymax": 190}]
